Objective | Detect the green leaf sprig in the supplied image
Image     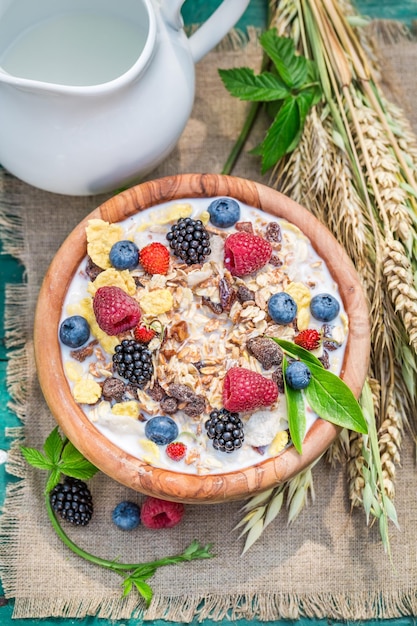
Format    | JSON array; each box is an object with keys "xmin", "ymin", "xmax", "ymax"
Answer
[
  {"xmin": 219, "ymin": 29, "xmax": 322, "ymax": 174},
  {"xmin": 273, "ymin": 339, "xmax": 368, "ymax": 453},
  {"xmin": 21, "ymin": 427, "xmax": 215, "ymax": 606},
  {"xmin": 21, "ymin": 426, "xmax": 99, "ymax": 492}
]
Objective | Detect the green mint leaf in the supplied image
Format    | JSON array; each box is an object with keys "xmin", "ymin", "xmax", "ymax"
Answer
[
  {"xmin": 218, "ymin": 67, "xmax": 290, "ymax": 102},
  {"xmin": 60, "ymin": 440, "xmax": 99, "ymax": 480},
  {"xmin": 132, "ymin": 579, "xmax": 154, "ymax": 607},
  {"xmin": 282, "ymin": 357, "xmax": 306, "ymax": 454},
  {"xmin": 258, "ymin": 96, "xmax": 300, "ymax": 173},
  {"xmin": 259, "ymin": 30, "xmax": 308, "ymax": 89},
  {"xmin": 43, "ymin": 426, "xmax": 64, "ymax": 465},
  {"xmin": 304, "ymin": 362, "xmax": 368, "ymax": 434},
  {"xmin": 20, "ymin": 446, "xmax": 55, "ymax": 471},
  {"xmin": 273, "ymin": 338, "xmax": 324, "ymax": 368}
]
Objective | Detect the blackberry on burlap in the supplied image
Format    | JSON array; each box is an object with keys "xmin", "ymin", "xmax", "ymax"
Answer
[
  {"xmin": 205, "ymin": 408, "xmax": 244, "ymax": 453},
  {"xmin": 50, "ymin": 477, "xmax": 93, "ymax": 526},
  {"xmin": 112, "ymin": 339, "xmax": 153, "ymax": 387},
  {"xmin": 166, "ymin": 217, "xmax": 211, "ymax": 265}
]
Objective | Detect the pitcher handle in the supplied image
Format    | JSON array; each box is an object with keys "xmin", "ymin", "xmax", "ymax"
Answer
[{"xmin": 161, "ymin": 0, "xmax": 251, "ymax": 64}]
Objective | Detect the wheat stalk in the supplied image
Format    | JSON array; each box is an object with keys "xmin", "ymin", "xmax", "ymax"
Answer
[{"xmin": 235, "ymin": 0, "xmax": 417, "ymax": 553}]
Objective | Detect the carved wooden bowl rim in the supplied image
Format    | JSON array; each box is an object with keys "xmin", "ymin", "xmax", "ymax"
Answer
[{"xmin": 34, "ymin": 174, "xmax": 370, "ymax": 504}]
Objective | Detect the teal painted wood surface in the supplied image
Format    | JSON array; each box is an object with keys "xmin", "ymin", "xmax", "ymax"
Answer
[{"xmin": 1, "ymin": 0, "xmax": 416, "ymax": 623}]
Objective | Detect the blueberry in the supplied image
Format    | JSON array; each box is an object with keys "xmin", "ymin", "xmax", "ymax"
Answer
[
  {"xmin": 112, "ymin": 501, "xmax": 141, "ymax": 531},
  {"xmin": 310, "ymin": 293, "xmax": 340, "ymax": 322},
  {"xmin": 145, "ymin": 415, "xmax": 179, "ymax": 445},
  {"xmin": 207, "ymin": 198, "xmax": 240, "ymax": 228},
  {"xmin": 285, "ymin": 361, "xmax": 312, "ymax": 390},
  {"xmin": 59, "ymin": 315, "xmax": 90, "ymax": 348},
  {"xmin": 109, "ymin": 240, "xmax": 139, "ymax": 270},
  {"xmin": 268, "ymin": 292, "xmax": 297, "ymax": 325}
]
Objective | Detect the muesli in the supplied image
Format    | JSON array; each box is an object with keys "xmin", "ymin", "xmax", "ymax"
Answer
[{"xmin": 59, "ymin": 197, "xmax": 348, "ymax": 475}]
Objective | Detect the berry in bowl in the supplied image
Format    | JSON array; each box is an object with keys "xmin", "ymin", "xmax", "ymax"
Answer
[{"xmin": 34, "ymin": 174, "xmax": 370, "ymax": 504}]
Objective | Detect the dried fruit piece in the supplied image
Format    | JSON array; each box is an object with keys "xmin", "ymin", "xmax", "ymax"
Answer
[{"xmin": 246, "ymin": 336, "xmax": 283, "ymax": 370}]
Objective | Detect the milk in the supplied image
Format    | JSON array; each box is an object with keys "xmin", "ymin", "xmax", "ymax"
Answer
[
  {"xmin": 0, "ymin": 13, "xmax": 147, "ymax": 85},
  {"xmin": 59, "ymin": 198, "xmax": 349, "ymax": 475}
]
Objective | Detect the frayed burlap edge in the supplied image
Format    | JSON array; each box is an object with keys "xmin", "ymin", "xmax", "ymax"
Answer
[{"xmin": 8, "ymin": 590, "xmax": 417, "ymax": 622}]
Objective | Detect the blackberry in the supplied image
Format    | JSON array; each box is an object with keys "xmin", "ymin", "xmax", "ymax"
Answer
[
  {"xmin": 166, "ymin": 217, "xmax": 211, "ymax": 265},
  {"xmin": 50, "ymin": 477, "xmax": 93, "ymax": 526},
  {"xmin": 113, "ymin": 339, "xmax": 153, "ymax": 387},
  {"xmin": 205, "ymin": 408, "xmax": 244, "ymax": 453}
]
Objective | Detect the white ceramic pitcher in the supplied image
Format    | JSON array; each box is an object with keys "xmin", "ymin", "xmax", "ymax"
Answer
[{"xmin": 0, "ymin": 0, "xmax": 250, "ymax": 195}]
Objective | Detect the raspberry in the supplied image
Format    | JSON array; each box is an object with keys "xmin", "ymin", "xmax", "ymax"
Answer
[
  {"xmin": 223, "ymin": 367, "xmax": 278, "ymax": 412},
  {"xmin": 93, "ymin": 286, "xmax": 141, "ymax": 335},
  {"xmin": 294, "ymin": 329, "xmax": 321, "ymax": 351},
  {"xmin": 224, "ymin": 231, "xmax": 272, "ymax": 277},
  {"xmin": 140, "ymin": 242, "xmax": 170, "ymax": 275},
  {"xmin": 166, "ymin": 441, "xmax": 187, "ymax": 461},
  {"xmin": 140, "ymin": 496, "xmax": 184, "ymax": 529},
  {"xmin": 134, "ymin": 324, "xmax": 156, "ymax": 344}
]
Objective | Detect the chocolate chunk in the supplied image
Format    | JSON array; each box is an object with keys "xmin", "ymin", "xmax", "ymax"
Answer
[
  {"xmin": 265, "ymin": 222, "xmax": 282, "ymax": 242},
  {"xmin": 236, "ymin": 285, "xmax": 255, "ymax": 303},
  {"xmin": 160, "ymin": 396, "xmax": 178, "ymax": 414},
  {"xmin": 247, "ymin": 337, "xmax": 283, "ymax": 370},
  {"xmin": 85, "ymin": 256, "xmax": 103, "ymax": 281},
  {"xmin": 102, "ymin": 377, "xmax": 126, "ymax": 402}
]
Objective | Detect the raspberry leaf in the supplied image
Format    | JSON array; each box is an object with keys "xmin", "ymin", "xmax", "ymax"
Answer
[
  {"xmin": 255, "ymin": 97, "xmax": 300, "ymax": 173},
  {"xmin": 131, "ymin": 579, "xmax": 154, "ymax": 605},
  {"xmin": 45, "ymin": 467, "xmax": 62, "ymax": 494},
  {"xmin": 259, "ymin": 29, "xmax": 308, "ymax": 89},
  {"xmin": 304, "ymin": 363, "xmax": 368, "ymax": 434},
  {"xmin": 43, "ymin": 426, "xmax": 65, "ymax": 464},
  {"xmin": 218, "ymin": 67, "xmax": 290, "ymax": 101},
  {"xmin": 282, "ymin": 357, "xmax": 306, "ymax": 454},
  {"xmin": 219, "ymin": 30, "xmax": 321, "ymax": 175},
  {"xmin": 60, "ymin": 440, "xmax": 99, "ymax": 480},
  {"xmin": 20, "ymin": 447, "xmax": 55, "ymax": 471}
]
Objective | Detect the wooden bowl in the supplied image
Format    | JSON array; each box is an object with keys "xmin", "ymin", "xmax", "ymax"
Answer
[{"xmin": 34, "ymin": 174, "xmax": 370, "ymax": 504}]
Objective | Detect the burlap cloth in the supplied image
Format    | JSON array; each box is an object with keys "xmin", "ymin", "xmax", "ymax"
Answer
[{"xmin": 1, "ymin": 29, "xmax": 417, "ymax": 622}]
